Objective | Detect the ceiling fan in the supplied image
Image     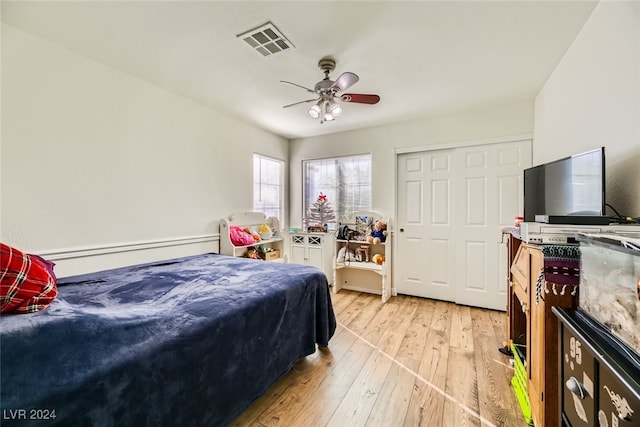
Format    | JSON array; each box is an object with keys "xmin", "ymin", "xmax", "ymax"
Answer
[{"xmin": 281, "ymin": 57, "xmax": 380, "ymax": 124}]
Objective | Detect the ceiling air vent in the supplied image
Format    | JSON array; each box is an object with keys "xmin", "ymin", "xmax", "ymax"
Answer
[{"xmin": 237, "ymin": 21, "xmax": 294, "ymax": 57}]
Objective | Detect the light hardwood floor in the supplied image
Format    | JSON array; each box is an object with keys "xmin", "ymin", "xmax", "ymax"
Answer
[{"xmin": 232, "ymin": 290, "xmax": 528, "ymax": 427}]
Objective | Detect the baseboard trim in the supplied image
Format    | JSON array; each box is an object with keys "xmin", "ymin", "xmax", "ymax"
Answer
[
  {"xmin": 37, "ymin": 234, "xmax": 219, "ymax": 260},
  {"xmin": 339, "ymin": 285, "xmax": 383, "ymax": 295}
]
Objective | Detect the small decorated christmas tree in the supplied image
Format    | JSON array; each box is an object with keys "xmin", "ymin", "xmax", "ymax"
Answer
[{"xmin": 306, "ymin": 193, "xmax": 336, "ymax": 230}]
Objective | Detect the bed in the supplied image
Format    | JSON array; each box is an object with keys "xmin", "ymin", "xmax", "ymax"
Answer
[{"xmin": 0, "ymin": 253, "xmax": 336, "ymax": 426}]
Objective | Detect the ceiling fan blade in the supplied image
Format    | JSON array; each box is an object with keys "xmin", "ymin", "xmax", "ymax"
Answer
[
  {"xmin": 283, "ymin": 98, "xmax": 318, "ymax": 108},
  {"xmin": 330, "ymin": 72, "xmax": 359, "ymax": 92},
  {"xmin": 280, "ymin": 80, "xmax": 316, "ymax": 93},
  {"xmin": 340, "ymin": 93, "xmax": 380, "ymax": 104}
]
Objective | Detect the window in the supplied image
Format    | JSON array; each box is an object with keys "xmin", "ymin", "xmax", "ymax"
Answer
[
  {"xmin": 253, "ymin": 154, "xmax": 284, "ymax": 222},
  {"xmin": 303, "ymin": 154, "xmax": 372, "ymax": 228}
]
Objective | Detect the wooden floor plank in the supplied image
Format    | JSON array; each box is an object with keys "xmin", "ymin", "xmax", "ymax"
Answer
[
  {"xmin": 404, "ymin": 300, "xmax": 453, "ymax": 427},
  {"xmin": 359, "ymin": 295, "xmax": 406, "ymax": 345},
  {"xmin": 444, "ymin": 305, "xmax": 481, "ymax": 427},
  {"xmin": 342, "ymin": 293, "xmax": 386, "ymax": 336},
  {"xmin": 252, "ymin": 326, "xmax": 358, "ymax": 426},
  {"xmin": 337, "ymin": 292, "xmax": 380, "ymax": 330},
  {"xmin": 365, "ymin": 360, "xmax": 417, "ymax": 427},
  {"xmin": 396, "ymin": 297, "xmax": 436, "ymax": 365},
  {"xmin": 444, "ymin": 347, "xmax": 481, "ymax": 427},
  {"xmin": 491, "ymin": 305, "xmax": 526, "ymax": 424},
  {"xmin": 475, "ymin": 309, "xmax": 528, "ymax": 427},
  {"xmin": 329, "ymin": 288, "xmax": 359, "ymax": 315},
  {"xmin": 364, "ymin": 297, "xmax": 420, "ymax": 426},
  {"xmin": 286, "ymin": 338, "xmax": 375, "ymax": 427},
  {"xmin": 233, "ymin": 291, "xmax": 527, "ymax": 427},
  {"xmin": 326, "ymin": 293, "xmax": 415, "ymax": 427},
  {"xmin": 325, "ymin": 346, "xmax": 396, "ymax": 427}
]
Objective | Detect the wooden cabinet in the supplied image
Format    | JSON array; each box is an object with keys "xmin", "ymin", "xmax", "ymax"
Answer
[
  {"xmin": 504, "ymin": 232, "xmax": 525, "ymax": 350},
  {"xmin": 289, "ymin": 232, "xmax": 333, "ymax": 283},
  {"xmin": 506, "ymin": 234, "xmax": 579, "ymax": 427},
  {"xmin": 333, "ymin": 212, "xmax": 392, "ymax": 303},
  {"xmin": 220, "ymin": 212, "xmax": 284, "ymax": 260}
]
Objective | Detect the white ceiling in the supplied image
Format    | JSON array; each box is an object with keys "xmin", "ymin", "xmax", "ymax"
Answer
[{"xmin": 2, "ymin": 1, "xmax": 598, "ymax": 140}]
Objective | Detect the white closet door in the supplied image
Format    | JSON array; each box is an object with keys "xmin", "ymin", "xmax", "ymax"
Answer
[
  {"xmin": 453, "ymin": 141, "xmax": 531, "ymax": 309},
  {"xmin": 396, "ymin": 139, "xmax": 531, "ymax": 310},
  {"xmin": 396, "ymin": 149, "xmax": 456, "ymax": 302}
]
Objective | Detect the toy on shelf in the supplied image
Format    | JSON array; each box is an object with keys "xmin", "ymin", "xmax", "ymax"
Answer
[
  {"xmin": 220, "ymin": 212, "xmax": 284, "ymax": 261},
  {"xmin": 367, "ymin": 219, "xmax": 388, "ymax": 244},
  {"xmin": 229, "ymin": 226, "xmax": 254, "ymax": 246},
  {"xmin": 246, "ymin": 247, "xmax": 259, "ymax": 259},
  {"xmin": 258, "ymin": 224, "xmax": 272, "ymax": 240},
  {"xmin": 372, "ymin": 254, "xmax": 385, "ymax": 265},
  {"xmin": 333, "ymin": 211, "xmax": 392, "ymax": 303},
  {"xmin": 305, "ymin": 192, "xmax": 335, "ymax": 231}
]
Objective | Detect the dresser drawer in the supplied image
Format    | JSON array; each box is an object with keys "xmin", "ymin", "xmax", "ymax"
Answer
[
  {"xmin": 511, "ymin": 245, "xmax": 530, "ymax": 296},
  {"xmin": 598, "ymin": 365, "xmax": 640, "ymax": 427},
  {"xmin": 555, "ymin": 308, "xmax": 640, "ymax": 427},
  {"xmin": 561, "ymin": 326, "xmax": 597, "ymax": 427}
]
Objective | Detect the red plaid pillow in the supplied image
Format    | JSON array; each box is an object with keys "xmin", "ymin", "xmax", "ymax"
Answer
[{"xmin": 1, "ymin": 243, "xmax": 58, "ymax": 313}]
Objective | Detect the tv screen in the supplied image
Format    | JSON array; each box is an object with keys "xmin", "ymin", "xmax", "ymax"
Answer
[{"xmin": 524, "ymin": 147, "xmax": 605, "ymax": 222}]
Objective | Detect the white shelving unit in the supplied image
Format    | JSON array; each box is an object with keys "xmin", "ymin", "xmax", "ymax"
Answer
[
  {"xmin": 219, "ymin": 212, "xmax": 285, "ymax": 261},
  {"xmin": 288, "ymin": 231, "xmax": 333, "ymax": 284},
  {"xmin": 333, "ymin": 211, "xmax": 392, "ymax": 303}
]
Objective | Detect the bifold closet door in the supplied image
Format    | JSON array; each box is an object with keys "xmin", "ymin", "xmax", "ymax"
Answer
[{"xmin": 396, "ymin": 140, "xmax": 531, "ymax": 310}]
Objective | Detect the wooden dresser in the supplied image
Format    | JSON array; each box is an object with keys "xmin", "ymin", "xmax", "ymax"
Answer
[{"xmin": 505, "ymin": 232, "xmax": 579, "ymax": 427}]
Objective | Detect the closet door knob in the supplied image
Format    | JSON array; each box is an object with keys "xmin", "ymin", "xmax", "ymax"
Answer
[{"xmin": 399, "ymin": 228, "xmax": 405, "ymax": 232}]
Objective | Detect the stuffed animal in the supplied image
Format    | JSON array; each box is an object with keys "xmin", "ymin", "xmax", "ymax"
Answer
[
  {"xmin": 245, "ymin": 247, "xmax": 259, "ymax": 259},
  {"xmin": 244, "ymin": 227, "xmax": 261, "ymax": 242},
  {"xmin": 258, "ymin": 224, "xmax": 273, "ymax": 240},
  {"xmin": 230, "ymin": 226, "xmax": 255, "ymax": 246},
  {"xmin": 372, "ymin": 254, "xmax": 385, "ymax": 265},
  {"xmin": 367, "ymin": 220, "xmax": 388, "ymax": 244},
  {"xmin": 337, "ymin": 247, "xmax": 356, "ymax": 263}
]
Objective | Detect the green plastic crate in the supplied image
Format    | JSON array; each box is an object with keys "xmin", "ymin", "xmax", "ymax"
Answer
[
  {"xmin": 512, "ymin": 346, "xmax": 528, "ymax": 392},
  {"xmin": 511, "ymin": 344, "xmax": 534, "ymax": 425}
]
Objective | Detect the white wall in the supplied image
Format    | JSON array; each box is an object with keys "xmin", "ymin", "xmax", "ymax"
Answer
[
  {"xmin": 1, "ymin": 24, "xmax": 288, "ymax": 276},
  {"xmin": 534, "ymin": 0, "xmax": 640, "ymax": 217},
  {"xmin": 288, "ymin": 101, "xmax": 534, "ymax": 228},
  {"xmin": 9, "ymin": 1, "xmax": 634, "ymax": 278}
]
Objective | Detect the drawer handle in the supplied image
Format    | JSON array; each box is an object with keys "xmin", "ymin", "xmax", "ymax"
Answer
[{"xmin": 566, "ymin": 376, "xmax": 588, "ymax": 400}]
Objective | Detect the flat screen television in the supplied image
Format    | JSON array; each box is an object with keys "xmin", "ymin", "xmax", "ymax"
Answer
[{"xmin": 523, "ymin": 147, "xmax": 606, "ymax": 224}]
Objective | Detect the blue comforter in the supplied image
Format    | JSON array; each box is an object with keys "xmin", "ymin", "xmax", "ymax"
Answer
[{"xmin": 0, "ymin": 254, "xmax": 336, "ymax": 426}]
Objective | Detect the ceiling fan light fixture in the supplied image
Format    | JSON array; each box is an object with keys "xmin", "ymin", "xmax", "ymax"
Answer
[
  {"xmin": 323, "ymin": 102, "xmax": 335, "ymax": 121},
  {"xmin": 308, "ymin": 102, "xmax": 322, "ymax": 119},
  {"xmin": 281, "ymin": 56, "xmax": 380, "ymax": 124},
  {"xmin": 327, "ymin": 100, "xmax": 343, "ymax": 117}
]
